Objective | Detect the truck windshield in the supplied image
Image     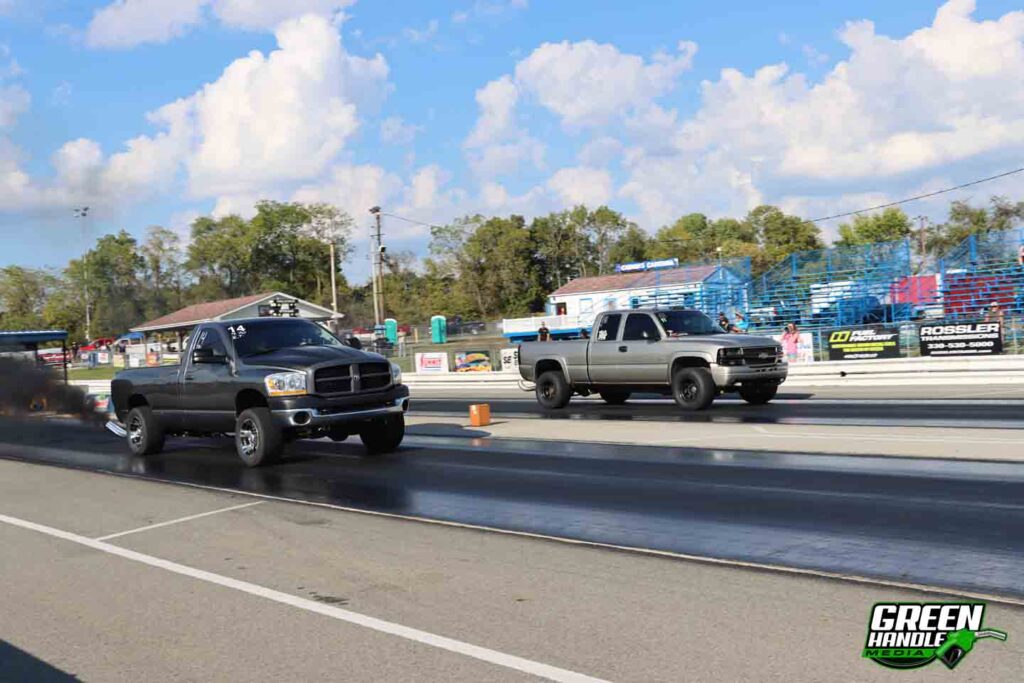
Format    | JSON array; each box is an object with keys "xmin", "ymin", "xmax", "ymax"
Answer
[
  {"xmin": 229, "ymin": 320, "xmax": 345, "ymax": 357},
  {"xmin": 656, "ymin": 311, "xmax": 723, "ymax": 336}
]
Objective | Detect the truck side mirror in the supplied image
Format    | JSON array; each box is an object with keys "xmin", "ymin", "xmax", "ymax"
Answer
[{"xmin": 192, "ymin": 348, "xmax": 227, "ymax": 364}]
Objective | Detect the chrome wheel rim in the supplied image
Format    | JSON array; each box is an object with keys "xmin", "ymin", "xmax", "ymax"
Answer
[
  {"xmin": 238, "ymin": 418, "xmax": 258, "ymax": 457},
  {"xmin": 128, "ymin": 415, "xmax": 144, "ymax": 448}
]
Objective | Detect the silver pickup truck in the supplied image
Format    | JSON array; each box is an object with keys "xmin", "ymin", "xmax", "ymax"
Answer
[{"xmin": 518, "ymin": 308, "xmax": 787, "ymax": 410}]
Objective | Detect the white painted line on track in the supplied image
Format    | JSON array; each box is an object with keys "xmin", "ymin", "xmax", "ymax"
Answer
[
  {"xmin": 94, "ymin": 501, "xmax": 264, "ymax": 541},
  {"xmin": 0, "ymin": 512, "xmax": 609, "ymax": 683},
  {"xmin": 744, "ymin": 426, "xmax": 1023, "ymax": 445}
]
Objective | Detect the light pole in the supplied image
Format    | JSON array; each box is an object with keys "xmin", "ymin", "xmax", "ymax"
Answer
[
  {"xmin": 73, "ymin": 206, "xmax": 91, "ymax": 341},
  {"xmin": 368, "ymin": 206, "xmax": 384, "ymax": 326}
]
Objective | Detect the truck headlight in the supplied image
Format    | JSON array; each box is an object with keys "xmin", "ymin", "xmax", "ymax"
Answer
[
  {"xmin": 717, "ymin": 348, "xmax": 745, "ymax": 366},
  {"xmin": 390, "ymin": 362, "xmax": 402, "ymax": 385},
  {"xmin": 264, "ymin": 372, "xmax": 307, "ymax": 397}
]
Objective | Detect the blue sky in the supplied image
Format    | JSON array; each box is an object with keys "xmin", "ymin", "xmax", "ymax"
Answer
[{"xmin": 2, "ymin": 0, "xmax": 1024, "ymax": 283}]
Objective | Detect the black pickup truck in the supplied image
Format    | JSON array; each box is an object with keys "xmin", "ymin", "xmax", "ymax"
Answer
[{"xmin": 110, "ymin": 317, "xmax": 409, "ymax": 466}]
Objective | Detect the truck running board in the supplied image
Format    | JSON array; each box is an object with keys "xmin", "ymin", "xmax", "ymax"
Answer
[{"xmin": 105, "ymin": 420, "xmax": 127, "ymax": 438}]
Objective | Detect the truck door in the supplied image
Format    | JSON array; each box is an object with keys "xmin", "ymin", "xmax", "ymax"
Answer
[
  {"xmin": 618, "ymin": 313, "xmax": 666, "ymax": 384},
  {"xmin": 179, "ymin": 326, "xmax": 236, "ymax": 432},
  {"xmin": 586, "ymin": 313, "xmax": 624, "ymax": 384}
]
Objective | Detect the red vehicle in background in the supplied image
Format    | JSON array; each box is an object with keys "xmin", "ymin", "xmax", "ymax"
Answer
[{"xmin": 79, "ymin": 337, "xmax": 115, "ymax": 353}]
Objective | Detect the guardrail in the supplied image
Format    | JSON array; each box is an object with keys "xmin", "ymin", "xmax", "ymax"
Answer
[{"xmin": 72, "ymin": 355, "xmax": 1024, "ymax": 399}]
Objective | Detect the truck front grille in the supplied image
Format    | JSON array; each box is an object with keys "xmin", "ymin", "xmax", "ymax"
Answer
[
  {"xmin": 314, "ymin": 365, "xmax": 352, "ymax": 394},
  {"xmin": 743, "ymin": 347, "xmax": 782, "ymax": 367},
  {"xmin": 358, "ymin": 362, "xmax": 391, "ymax": 391}
]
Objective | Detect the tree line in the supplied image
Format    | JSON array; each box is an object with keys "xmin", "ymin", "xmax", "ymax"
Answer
[{"xmin": 1, "ymin": 196, "xmax": 1021, "ymax": 341}]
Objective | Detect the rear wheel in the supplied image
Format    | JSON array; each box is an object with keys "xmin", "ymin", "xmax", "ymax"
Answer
[
  {"xmin": 599, "ymin": 390, "xmax": 631, "ymax": 405},
  {"xmin": 671, "ymin": 367, "xmax": 716, "ymax": 411},
  {"xmin": 359, "ymin": 413, "xmax": 405, "ymax": 454},
  {"xmin": 738, "ymin": 381, "xmax": 778, "ymax": 405},
  {"xmin": 126, "ymin": 406, "xmax": 164, "ymax": 456},
  {"xmin": 235, "ymin": 407, "xmax": 284, "ymax": 467},
  {"xmin": 535, "ymin": 370, "xmax": 571, "ymax": 409}
]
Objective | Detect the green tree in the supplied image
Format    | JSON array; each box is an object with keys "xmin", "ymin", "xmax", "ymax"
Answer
[
  {"xmin": 608, "ymin": 224, "xmax": 651, "ymax": 265},
  {"xmin": 0, "ymin": 266, "xmax": 53, "ymax": 330},
  {"xmin": 835, "ymin": 208, "xmax": 913, "ymax": 246},
  {"xmin": 743, "ymin": 205, "xmax": 822, "ymax": 273},
  {"xmin": 80, "ymin": 230, "xmax": 146, "ymax": 337},
  {"xmin": 140, "ymin": 226, "xmax": 185, "ymax": 319}
]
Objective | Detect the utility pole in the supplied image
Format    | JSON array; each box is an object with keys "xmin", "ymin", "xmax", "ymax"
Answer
[
  {"xmin": 915, "ymin": 215, "xmax": 928, "ymax": 270},
  {"xmin": 329, "ymin": 242, "xmax": 339, "ymax": 315},
  {"xmin": 73, "ymin": 206, "xmax": 91, "ymax": 341},
  {"xmin": 369, "ymin": 206, "xmax": 384, "ymax": 325}
]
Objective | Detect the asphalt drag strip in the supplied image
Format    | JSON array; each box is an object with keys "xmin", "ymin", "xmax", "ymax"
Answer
[
  {"xmin": 2, "ymin": 417, "xmax": 1024, "ymax": 601},
  {"xmin": 411, "ymin": 395, "xmax": 1024, "ymax": 429}
]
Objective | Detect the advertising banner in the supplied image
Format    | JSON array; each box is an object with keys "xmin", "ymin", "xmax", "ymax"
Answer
[
  {"xmin": 414, "ymin": 352, "xmax": 449, "ymax": 374},
  {"xmin": 918, "ymin": 321, "xmax": 1003, "ymax": 357},
  {"xmin": 454, "ymin": 350, "xmax": 493, "ymax": 372},
  {"xmin": 499, "ymin": 347, "xmax": 519, "ymax": 372},
  {"xmin": 771, "ymin": 332, "xmax": 815, "ymax": 363},
  {"xmin": 826, "ymin": 326, "xmax": 901, "ymax": 361}
]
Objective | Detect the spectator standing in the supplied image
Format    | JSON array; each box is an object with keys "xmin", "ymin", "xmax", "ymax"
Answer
[
  {"xmin": 537, "ymin": 322, "xmax": 551, "ymax": 342},
  {"xmin": 717, "ymin": 312, "xmax": 730, "ymax": 332},
  {"xmin": 781, "ymin": 322, "xmax": 801, "ymax": 363},
  {"xmin": 733, "ymin": 311, "xmax": 749, "ymax": 333},
  {"xmin": 1018, "ymin": 244, "xmax": 1024, "ymax": 266}
]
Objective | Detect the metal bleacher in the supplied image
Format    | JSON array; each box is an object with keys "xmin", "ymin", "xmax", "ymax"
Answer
[
  {"xmin": 627, "ymin": 257, "xmax": 752, "ymax": 318},
  {"xmin": 939, "ymin": 227, "xmax": 1024, "ymax": 320},
  {"xmin": 747, "ymin": 240, "xmax": 915, "ymax": 331}
]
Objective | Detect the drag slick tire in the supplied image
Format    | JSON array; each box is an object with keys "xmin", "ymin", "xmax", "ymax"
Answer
[
  {"xmin": 126, "ymin": 406, "xmax": 164, "ymax": 456},
  {"xmin": 599, "ymin": 390, "xmax": 631, "ymax": 405},
  {"xmin": 235, "ymin": 407, "xmax": 284, "ymax": 467},
  {"xmin": 359, "ymin": 413, "xmax": 405, "ymax": 455},
  {"xmin": 738, "ymin": 381, "xmax": 778, "ymax": 405},
  {"xmin": 535, "ymin": 370, "xmax": 571, "ymax": 409},
  {"xmin": 671, "ymin": 367, "xmax": 715, "ymax": 411}
]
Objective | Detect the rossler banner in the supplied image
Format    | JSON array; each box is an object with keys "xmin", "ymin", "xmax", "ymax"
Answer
[
  {"xmin": 919, "ymin": 321, "xmax": 1003, "ymax": 357},
  {"xmin": 826, "ymin": 326, "xmax": 901, "ymax": 361}
]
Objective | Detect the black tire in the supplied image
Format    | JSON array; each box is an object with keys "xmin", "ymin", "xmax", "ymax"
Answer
[
  {"xmin": 738, "ymin": 381, "xmax": 778, "ymax": 405},
  {"xmin": 671, "ymin": 367, "xmax": 716, "ymax": 411},
  {"xmin": 327, "ymin": 426, "xmax": 350, "ymax": 442},
  {"xmin": 235, "ymin": 407, "xmax": 284, "ymax": 467},
  {"xmin": 535, "ymin": 370, "xmax": 572, "ymax": 409},
  {"xmin": 126, "ymin": 406, "xmax": 164, "ymax": 456},
  {"xmin": 359, "ymin": 413, "xmax": 405, "ymax": 454},
  {"xmin": 599, "ymin": 390, "xmax": 631, "ymax": 405}
]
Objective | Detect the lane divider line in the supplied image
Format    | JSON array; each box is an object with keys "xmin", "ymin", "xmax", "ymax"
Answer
[
  {"xmin": 0, "ymin": 512, "xmax": 609, "ymax": 683},
  {"xmin": 94, "ymin": 501, "xmax": 264, "ymax": 541}
]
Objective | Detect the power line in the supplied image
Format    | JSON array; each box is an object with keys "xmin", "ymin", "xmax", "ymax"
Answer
[
  {"xmin": 805, "ymin": 165, "xmax": 1024, "ymax": 223},
  {"xmin": 383, "ymin": 164, "xmax": 1024, "ymax": 239}
]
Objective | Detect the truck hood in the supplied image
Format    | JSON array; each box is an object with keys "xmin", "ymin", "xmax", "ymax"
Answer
[
  {"xmin": 239, "ymin": 345, "xmax": 384, "ymax": 371},
  {"xmin": 666, "ymin": 333, "xmax": 779, "ymax": 348}
]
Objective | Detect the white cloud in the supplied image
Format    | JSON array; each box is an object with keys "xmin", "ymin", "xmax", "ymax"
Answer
[
  {"xmin": 547, "ymin": 166, "xmax": 613, "ymax": 207},
  {"xmin": 463, "ymin": 74, "xmax": 544, "ymax": 177},
  {"xmin": 85, "ymin": 0, "xmax": 356, "ymax": 49},
  {"xmin": 513, "ymin": 39, "xmax": 697, "ymax": 127},
  {"xmin": 379, "ymin": 116, "xmax": 422, "ymax": 145},
  {"xmin": 86, "ymin": 0, "xmax": 207, "ymax": 49},
  {"xmin": 616, "ymin": 0, "xmax": 1024, "ymax": 227},
  {"xmin": 402, "ymin": 19, "xmax": 439, "ymax": 44},
  {"xmin": 0, "ymin": 14, "xmax": 388, "ymax": 218},
  {"xmin": 452, "ymin": 0, "xmax": 528, "ymax": 24},
  {"xmin": 0, "ymin": 84, "xmax": 29, "ymax": 128},
  {"xmin": 293, "ymin": 163, "xmax": 404, "ymax": 218}
]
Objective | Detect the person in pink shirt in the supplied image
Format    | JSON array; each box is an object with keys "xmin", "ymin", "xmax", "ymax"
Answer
[{"xmin": 780, "ymin": 322, "xmax": 801, "ymax": 363}]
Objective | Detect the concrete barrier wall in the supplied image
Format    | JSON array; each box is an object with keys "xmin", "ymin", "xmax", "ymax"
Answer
[{"xmin": 73, "ymin": 354, "xmax": 1024, "ymax": 396}]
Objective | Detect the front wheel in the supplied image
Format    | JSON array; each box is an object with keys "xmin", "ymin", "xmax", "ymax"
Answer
[
  {"xmin": 738, "ymin": 381, "xmax": 778, "ymax": 405},
  {"xmin": 599, "ymin": 390, "xmax": 631, "ymax": 405},
  {"xmin": 235, "ymin": 407, "xmax": 284, "ymax": 467},
  {"xmin": 359, "ymin": 413, "xmax": 405, "ymax": 454},
  {"xmin": 671, "ymin": 367, "xmax": 716, "ymax": 411},
  {"xmin": 535, "ymin": 370, "xmax": 571, "ymax": 409}
]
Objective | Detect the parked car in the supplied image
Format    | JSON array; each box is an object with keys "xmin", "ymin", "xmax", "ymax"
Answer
[
  {"xmin": 110, "ymin": 318, "xmax": 409, "ymax": 466},
  {"xmin": 517, "ymin": 308, "xmax": 787, "ymax": 411}
]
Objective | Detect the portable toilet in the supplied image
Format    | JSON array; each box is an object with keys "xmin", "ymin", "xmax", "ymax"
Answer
[
  {"xmin": 430, "ymin": 315, "xmax": 447, "ymax": 344},
  {"xmin": 384, "ymin": 318, "xmax": 398, "ymax": 344}
]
